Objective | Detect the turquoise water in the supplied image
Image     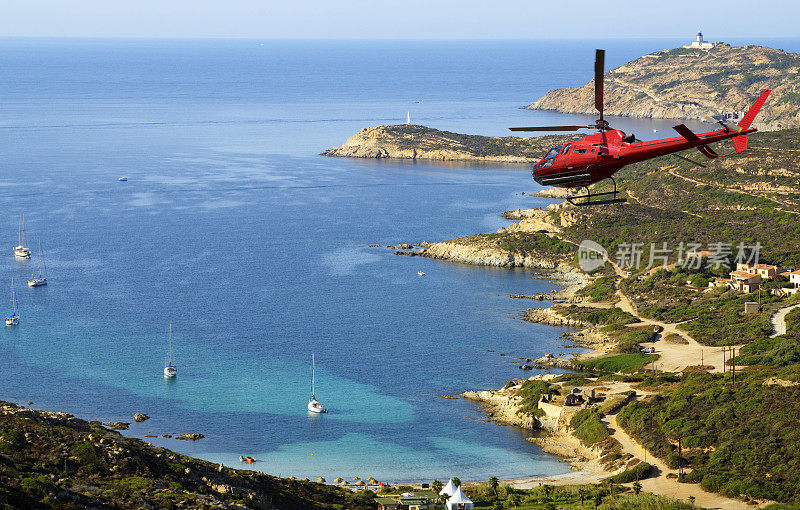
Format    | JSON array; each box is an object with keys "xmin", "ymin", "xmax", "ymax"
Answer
[{"xmin": 1, "ymin": 37, "xmax": 798, "ymax": 482}]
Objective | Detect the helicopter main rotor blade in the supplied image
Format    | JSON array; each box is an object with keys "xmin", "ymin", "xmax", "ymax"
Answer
[
  {"xmin": 595, "ymin": 49, "xmax": 605, "ymax": 122},
  {"xmin": 509, "ymin": 125, "xmax": 588, "ymax": 132}
]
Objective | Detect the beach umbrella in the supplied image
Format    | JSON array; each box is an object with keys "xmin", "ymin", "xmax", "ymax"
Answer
[
  {"xmin": 355, "ymin": 480, "xmax": 366, "ymax": 486},
  {"xmin": 288, "ymin": 476, "xmax": 296, "ymax": 480},
  {"xmin": 317, "ymin": 477, "xmax": 326, "ymax": 483},
  {"xmin": 333, "ymin": 477, "xmax": 343, "ymax": 483},
  {"xmin": 368, "ymin": 477, "xmax": 377, "ymax": 484},
  {"xmin": 340, "ymin": 480, "xmax": 349, "ymax": 485},
  {"xmin": 301, "ymin": 478, "xmax": 310, "ymax": 482},
  {"xmin": 352, "ymin": 476, "xmax": 360, "ymax": 480}
]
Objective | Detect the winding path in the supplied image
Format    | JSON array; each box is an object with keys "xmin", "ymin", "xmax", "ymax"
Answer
[{"xmin": 769, "ymin": 303, "xmax": 800, "ymax": 337}]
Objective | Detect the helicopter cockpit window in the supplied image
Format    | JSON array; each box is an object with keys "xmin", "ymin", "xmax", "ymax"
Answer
[
  {"xmin": 560, "ymin": 143, "xmax": 572, "ymax": 155},
  {"xmin": 573, "ymin": 148, "xmax": 587, "ymax": 154},
  {"xmin": 543, "ymin": 145, "xmax": 562, "ymax": 160}
]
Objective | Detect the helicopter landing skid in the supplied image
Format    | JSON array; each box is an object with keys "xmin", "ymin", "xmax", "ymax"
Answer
[{"xmin": 566, "ymin": 177, "xmax": 627, "ymax": 207}]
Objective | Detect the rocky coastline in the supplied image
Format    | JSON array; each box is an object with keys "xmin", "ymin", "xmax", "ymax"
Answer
[
  {"xmin": 0, "ymin": 401, "xmax": 372, "ymax": 509},
  {"xmin": 527, "ymin": 44, "xmax": 800, "ymax": 131}
]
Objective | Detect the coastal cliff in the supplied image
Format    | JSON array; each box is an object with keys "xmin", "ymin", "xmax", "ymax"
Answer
[
  {"xmin": 528, "ymin": 45, "xmax": 800, "ymax": 130},
  {"xmin": 322, "ymin": 125, "xmax": 578, "ymax": 162}
]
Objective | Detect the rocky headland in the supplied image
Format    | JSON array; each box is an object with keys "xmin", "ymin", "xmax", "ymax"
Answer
[
  {"xmin": 322, "ymin": 124, "xmax": 577, "ymax": 162},
  {"xmin": 528, "ymin": 45, "xmax": 800, "ymax": 130},
  {"xmin": 0, "ymin": 401, "xmax": 373, "ymax": 509}
]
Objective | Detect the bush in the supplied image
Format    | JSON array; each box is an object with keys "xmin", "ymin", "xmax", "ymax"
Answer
[
  {"xmin": 570, "ymin": 409, "xmax": 609, "ymax": 445},
  {"xmin": 70, "ymin": 442, "xmax": 105, "ymax": 474},
  {"xmin": 608, "ymin": 462, "xmax": 652, "ymax": 483},
  {"xmin": 735, "ymin": 336, "xmax": 800, "ymax": 366}
]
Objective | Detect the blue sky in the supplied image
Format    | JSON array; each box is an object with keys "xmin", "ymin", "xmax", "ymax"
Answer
[{"xmin": 2, "ymin": 0, "xmax": 798, "ymax": 39}]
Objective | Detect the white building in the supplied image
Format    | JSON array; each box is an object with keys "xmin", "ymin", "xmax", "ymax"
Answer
[{"xmin": 684, "ymin": 30, "xmax": 717, "ymax": 49}]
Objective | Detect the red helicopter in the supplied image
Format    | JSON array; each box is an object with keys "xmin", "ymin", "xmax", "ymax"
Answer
[{"xmin": 511, "ymin": 49, "xmax": 771, "ymax": 206}]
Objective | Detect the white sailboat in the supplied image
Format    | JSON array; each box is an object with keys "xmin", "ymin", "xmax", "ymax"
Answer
[
  {"xmin": 28, "ymin": 240, "xmax": 47, "ymax": 287},
  {"xmin": 13, "ymin": 215, "xmax": 31, "ymax": 259},
  {"xmin": 307, "ymin": 353, "xmax": 326, "ymax": 413},
  {"xmin": 6, "ymin": 277, "xmax": 18, "ymax": 326},
  {"xmin": 163, "ymin": 323, "xmax": 177, "ymax": 378}
]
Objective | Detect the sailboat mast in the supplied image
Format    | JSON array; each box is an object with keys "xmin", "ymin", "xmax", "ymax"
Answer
[
  {"xmin": 18, "ymin": 217, "xmax": 21, "ymax": 246},
  {"xmin": 311, "ymin": 353, "xmax": 316, "ymax": 398},
  {"xmin": 168, "ymin": 323, "xmax": 173, "ymax": 364},
  {"xmin": 38, "ymin": 241, "xmax": 43, "ymax": 277},
  {"xmin": 10, "ymin": 278, "xmax": 16, "ymax": 314},
  {"xmin": 21, "ymin": 214, "xmax": 25, "ymax": 247}
]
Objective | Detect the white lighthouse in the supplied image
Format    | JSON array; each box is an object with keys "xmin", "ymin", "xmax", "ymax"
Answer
[{"xmin": 684, "ymin": 30, "xmax": 716, "ymax": 49}]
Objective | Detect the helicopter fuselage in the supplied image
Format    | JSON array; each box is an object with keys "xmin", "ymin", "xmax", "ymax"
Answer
[{"xmin": 532, "ymin": 126, "xmax": 757, "ymax": 188}]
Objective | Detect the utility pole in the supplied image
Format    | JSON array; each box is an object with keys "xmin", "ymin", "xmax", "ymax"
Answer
[
  {"xmin": 732, "ymin": 347, "xmax": 736, "ymax": 386},
  {"xmin": 722, "ymin": 346, "xmax": 726, "ymax": 374}
]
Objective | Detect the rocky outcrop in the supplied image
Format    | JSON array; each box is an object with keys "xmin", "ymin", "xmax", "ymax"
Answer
[
  {"xmin": 133, "ymin": 413, "xmax": 149, "ymax": 422},
  {"xmin": 528, "ymin": 45, "xmax": 800, "ymax": 131},
  {"xmin": 462, "ymin": 383, "xmax": 538, "ymax": 430},
  {"xmin": 322, "ymin": 124, "xmax": 578, "ymax": 162},
  {"xmin": 176, "ymin": 433, "xmax": 205, "ymax": 441},
  {"xmin": 421, "ymin": 239, "xmax": 575, "ymax": 273}
]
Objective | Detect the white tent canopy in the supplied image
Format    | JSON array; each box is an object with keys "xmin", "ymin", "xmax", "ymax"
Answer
[
  {"xmin": 446, "ymin": 486, "xmax": 473, "ymax": 510},
  {"xmin": 440, "ymin": 479, "xmax": 456, "ymax": 496}
]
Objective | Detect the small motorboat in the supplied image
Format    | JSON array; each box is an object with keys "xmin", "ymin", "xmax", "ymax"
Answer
[
  {"xmin": 239, "ymin": 456, "xmax": 256, "ymax": 463},
  {"xmin": 417, "ymin": 271, "xmax": 426, "ymax": 276},
  {"xmin": 119, "ymin": 177, "xmax": 128, "ymax": 181}
]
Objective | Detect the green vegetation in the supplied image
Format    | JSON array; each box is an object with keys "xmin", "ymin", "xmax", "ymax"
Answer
[
  {"xmin": 735, "ymin": 335, "xmax": 800, "ymax": 366},
  {"xmin": 519, "ymin": 380, "xmax": 557, "ymax": 417},
  {"xmin": 577, "ymin": 353, "xmax": 658, "ymax": 373},
  {"xmin": 570, "ymin": 409, "xmax": 610, "ymax": 445},
  {"xmin": 618, "ymin": 371, "xmax": 800, "ymax": 503},
  {"xmin": 579, "ymin": 275, "xmax": 619, "ymax": 302},
  {"xmin": 456, "ymin": 481, "xmax": 692, "ymax": 510},
  {"xmin": 608, "ymin": 462, "xmax": 652, "ymax": 484},
  {"xmin": 554, "ymin": 305, "xmax": 639, "ymax": 326}
]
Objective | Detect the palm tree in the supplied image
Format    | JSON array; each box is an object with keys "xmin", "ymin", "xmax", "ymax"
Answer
[
  {"xmin": 632, "ymin": 481, "xmax": 642, "ymax": 495},
  {"xmin": 489, "ymin": 476, "xmax": 499, "ymax": 497},
  {"xmin": 452, "ymin": 477, "xmax": 461, "ymax": 488},
  {"xmin": 432, "ymin": 479, "xmax": 443, "ymax": 496}
]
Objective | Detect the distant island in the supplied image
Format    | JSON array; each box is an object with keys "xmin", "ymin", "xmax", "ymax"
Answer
[{"xmin": 528, "ymin": 44, "xmax": 800, "ymax": 130}]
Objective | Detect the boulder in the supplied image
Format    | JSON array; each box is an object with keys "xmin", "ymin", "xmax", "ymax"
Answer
[{"xmin": 133, "ymin": 413, "xmax": 149, "ymax": 422}]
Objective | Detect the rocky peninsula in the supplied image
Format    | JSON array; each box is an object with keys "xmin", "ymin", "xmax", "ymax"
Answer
[
  {"xmin": 528, "ymin": 45, "xmax": 800, "ymax": 130},
  {"xmin": 322, "ymin": 124, "xmax": 577, "ymax": 162}
]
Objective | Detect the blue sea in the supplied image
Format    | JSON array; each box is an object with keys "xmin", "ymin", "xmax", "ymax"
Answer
[{"xmin": 1, "ymin": 37, "xmax": 798, "ymax": 482}]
